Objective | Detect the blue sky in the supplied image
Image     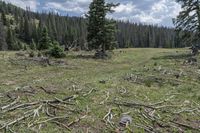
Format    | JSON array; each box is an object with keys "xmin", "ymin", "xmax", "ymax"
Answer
[{"xmin": 3, "ymin": 0, "xmax": 181, "ymax": 27}]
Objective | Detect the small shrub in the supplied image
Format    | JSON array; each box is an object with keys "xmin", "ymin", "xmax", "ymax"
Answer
[
  {"xmin": 23, "ymin": 45, "xmax": 27, "ymax": 51},
  {"xmin": 94, "ymin": 50, "xmax": 112, "ymax": 59},
  {"xmin": 18, "ymin": 42, "xmax": 24, "ymax": 50},
  {"xmin": 12, "ymin": 43, "xmax": 20, "ymax": 51},
  {"xmin": 48, "ymin": 42, "xmax": 66, "ymax": 58},
  {"xmin": 198, "ymin": 96, "xmax": 200, "ymax": 101},
  {"xmin": 30, "ymin": 39, "xmax": 37, "ymax": 50},
  {"xmin": 37, "ymin": 52, "xmax": 42, "ymax": 57},
  {"xmin": 29, "ymin": 51, "xmax": 35, "ymax": 57},
  {"xmin": 144, "ymin": 80, "xmax": 152, "ymax": 87}
]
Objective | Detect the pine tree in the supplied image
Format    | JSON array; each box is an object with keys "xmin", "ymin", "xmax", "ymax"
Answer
[
  {"xmin": 32, "ymin": 23, "xmax": 39, "ymax": 43},
  {"xmin": 173, "ymin": 0, "xmax": 200, "ymax": 44},
  {"xmin": 48, "ymin": 41, "xmax": 66, "ymax": 58},
  {"xmin": 30, "ymin": 39, "xmax": 36, "ymax": 50},
  {"xmin": 0, "ymin": 21, "xmax": 7, "ymax": 50},
  {"xmin": 104, "ymin": 19, "xmax": 117, "ymax": 50},
  {"xmin": 24, "ymin": 15, "xmax": 31, "ymax": 43},
  {"xmin": 38, "ymin": 26, "xmax": 51, "ymax": 50},
  {"xmin": 6, "ymin": 27, "xmax": 21, "ymax": 50},
  {"xmin": 87, "ymin": 0, "xmax": 105, "ymax": 51},
  {"xmin": 87, "ymin": 0, "xmax": 119, "ymax": 55},
  {"xmin": 6, "ymin": 27, "xmax": 15, "ymax": 50},
  {"xmin": 18, "ymin": 17, "xmax": 24, "ymax": 40},
  {"xmin": 1, "ymin": 10, "xmax": 7, "ymax": 25}
]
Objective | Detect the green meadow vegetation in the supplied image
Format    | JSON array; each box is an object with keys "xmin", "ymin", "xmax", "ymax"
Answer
[
  {"xmin": 0, "ymin": 48, "xmax": 200, "ymax": 132},
  {"xmin": 1, "ymin": 0, "xmax": 200, "ymax": 132}
]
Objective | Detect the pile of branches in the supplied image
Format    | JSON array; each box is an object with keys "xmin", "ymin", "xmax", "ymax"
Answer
[
  {"xmin": 112, "ymin": 96, "xmax": 200, "ymax": 132},
  {"xmin": 123, "ymin": 73, "xmax": 182, "ymax": 87},
  {"xmin": 0, "ymin": 86, "xmax": 87, "ymax": 132},
  {"xmin": 8, "ymin": 56, "xmax": 68, "ymax": 69}
]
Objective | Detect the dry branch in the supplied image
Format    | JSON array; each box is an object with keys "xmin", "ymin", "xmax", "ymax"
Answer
[
  {"xmin": 154, "ymin": 104, "xmax": 183, "ymax": 109},
  {"xmin": 6, "ymin": 101, "xmax": 39, "ymax": 112},
  {"xmin": 67, "ymin": 115, "xmax": 87, "ymax": 127},
  {"xmin": 52, "ymin": 121, "xmax": 71, "ymax": 131},
  {"xmin": 1, "ymin": 97, "xmax": 20, "ymax": 110},
  {"xmin": 29, "ymin": 115, "xmax": 68, "ymax": 127},
  {"xmin": 173, "ymin": 108, "xmax": 200, "ymax": 114},
  {"xmin": 100, "ymin": 91, "xmax": 110, "ymax": 105},
  {"xmin": 45, "ymin": 107, "xmax": 55, "ymax": 117},
  {"xmin": 103, "ymin": 108, "xmax": 115, "ymax": 128},
  {"xmin": 170, "ymin": 121, "xmax": 200, "ymax": 131},
  {"xmin": 83, "ymin": 88, "xmax": 95, "ymax": 97},
  {"xmin": 0, "ymin": 94, "xmax": 78, "ymax": 132},
  {"xmin": 114, "ymin": 101, "xmax": 156, "ymax": 110},
  {"xmin": 37, "ymin": 86, "xmax": 56, "ymax": 94},
  {"xmin": 3, "ymin": 95, "xmax": 76, "ymax": 112},
  {"xmin": 133, "ymin": 124, "xmax": 155, "ymax": 133},
  {"xmin": 0, "ymin": 112, "xmax": 34, "ymax": 130}
]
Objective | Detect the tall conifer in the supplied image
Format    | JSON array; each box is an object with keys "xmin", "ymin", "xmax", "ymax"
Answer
[
  {"xmin": 38, "ymin": 26, "xmax": 51, "ymax": 50},
  {"xmin": 87, "ymin": 0, "xmax": 119, "ymax": 54}
]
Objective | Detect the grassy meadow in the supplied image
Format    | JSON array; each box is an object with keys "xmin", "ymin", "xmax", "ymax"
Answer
[{"xmin": 0, "ymin": 48, "xmax": 200, "ymax": 133}]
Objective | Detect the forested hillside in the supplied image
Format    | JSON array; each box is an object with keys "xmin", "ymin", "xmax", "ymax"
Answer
[{"xmin": 0, "ymin": 1, "xmax": 185, "ymax": 51}]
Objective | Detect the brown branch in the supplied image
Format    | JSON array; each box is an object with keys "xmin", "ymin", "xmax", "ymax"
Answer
[
  {"xmin": 114, "ymin": 101, "xmax": 156, "ymax": 110},
  {"xmin": 68, "ymin": 115, "xmax": 87, "ymax": 127},
  {"xmin": 83, "ymin": 88, "xmax": 95, "ymax": 97},
  {"xmin": 133, "ymin": 124, "xmax": 155, "ymax": 133},
  {"xmin": 154, "ymin": 105, "xmax": 183, "ymax": 109},
  {"xmin": 37, "ymin": 86, "xmax": 56, "ymax": 94},
  {"xmin": 52, "ymin": 121, "xmax": 71, "ymax": 131},
  {"xmin": 1, "ymin": 97, "xmax": 20, "ymax": 110},
  {"xmin": 45, "ymin": 107, "xmax": 55, "ymax": 117},
  {"xmin": 3, "ymin": 96, "xmax": 76, "ymax": 113},
  {"xmin": 171, "ymin": 121, "xmax": 200, "ymax": 131},
  {"xmin": 6, "ymin": 102, "xmax": 39, "ymax": 112},
  {"xmin": 0, "ymin": 112, "xmax": 34, "ymax": 130},
  {"xmin": 100, "ymin": 91, "xmax": 110, "ymax": 105},
  {"xmin": 29, "ymin": 115, "xmax": 69, "ymax": 127}
]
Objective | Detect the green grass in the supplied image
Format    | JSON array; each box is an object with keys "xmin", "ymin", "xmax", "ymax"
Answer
[{"xmin": 0, "ymin": 48, "xmax": 200, "ymax": 133}]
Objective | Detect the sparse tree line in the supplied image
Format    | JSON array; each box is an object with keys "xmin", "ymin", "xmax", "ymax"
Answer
[{"xmin": 0, "ymin": 0, "xmax": 194, "ymax": 55}]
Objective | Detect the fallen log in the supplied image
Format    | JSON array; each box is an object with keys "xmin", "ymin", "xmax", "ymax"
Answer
[
  {"xmin": 170, "ymin": 121, "xmax": 200, "ymax": 132},
  {"xmin": 67, "ymin": 115, "xmax": 87, "ymax": 127},
  {"xmin": 1, "ymin": 97, "xmax": 20, "ymax": 110},
  {"xmin": 29, "ymin": 115, "xmax": 69, "ymax": 127},
  {"xmin": 114, "ymin": 101, "xmax": 156, "ymax": 110},
  {"xmin": 0, "ymin": 111, "xmax": 34, "ymax": 130},
  {"xmin": 52, "ymin": 121, "xmax": 71, "ymax": 131},
  {"xmin": 3, "ymin": 95, "xmax": 76, "ymax": 112}
]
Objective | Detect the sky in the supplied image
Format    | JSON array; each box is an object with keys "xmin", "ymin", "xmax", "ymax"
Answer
[{"xmin": 2, "ymin": 0, "xmax": 182, "ymax": 27}]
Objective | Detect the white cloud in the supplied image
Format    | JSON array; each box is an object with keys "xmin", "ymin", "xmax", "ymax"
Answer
[
  {"xmin": 114, "ymin": 3, "xmax": 136, "ymax": 14},
  {"xmin": 151, "ymin": 0, "xmax": 181, "ymax": 18},
  {"xmin": 134, "ymin": 12, "xmax": 162, "ymax": 23},
  {"xmin": 44, "ymin": 0, "xmax": 91, "ymax": 14},
  {"xmin": 3, "ymin": 0, "xmax": 39, "ymax": 11},
  {"xmin": 2, "ymin": 0, "xmax": 182, "ymax": 26},
  {"xmin": 110, "ymin": 0, "xmax": 181, "ymax": 26}
]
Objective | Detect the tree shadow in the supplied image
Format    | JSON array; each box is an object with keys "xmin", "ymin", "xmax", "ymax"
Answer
[
  {"xmin": 67, "ymin": 54, "xmax": 95, "ymax": 59},
  {"xmin": 152, "ymin": 53, "xmax": 193, "ymax": 60}
]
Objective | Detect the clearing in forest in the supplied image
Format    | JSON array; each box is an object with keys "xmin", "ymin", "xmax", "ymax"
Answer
[{"xmin": 0, "ymin": 48, "xmax": 200, "ymax": 132}]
